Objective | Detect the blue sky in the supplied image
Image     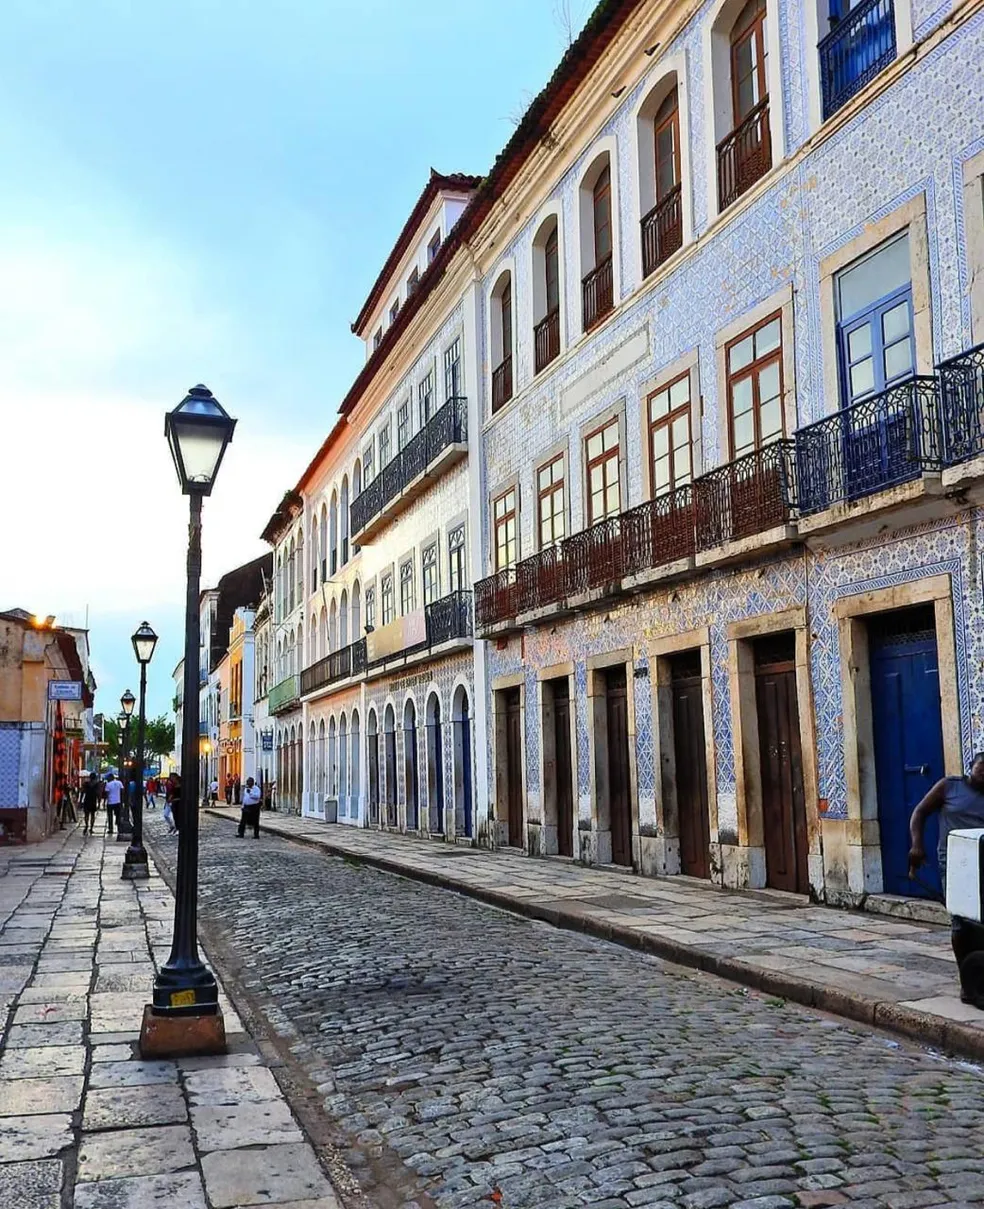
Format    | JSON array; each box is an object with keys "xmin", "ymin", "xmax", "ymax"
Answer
[{"xmin": 0, "ymin": 0, "xmax": 591, "ymax": 722}]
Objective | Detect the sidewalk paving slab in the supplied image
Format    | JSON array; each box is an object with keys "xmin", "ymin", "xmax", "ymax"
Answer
[
  {"xmin": 0, "ymin": 824, "xmax": 343, "ymax": 1209},
  {"xmin": 207, "ymin": 806, "xmax": 984, "ymax": 1063}
]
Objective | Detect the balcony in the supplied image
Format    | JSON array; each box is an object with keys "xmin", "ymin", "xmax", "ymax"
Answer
[
  {"xmin": 366, "ymin": 591, "xmax": 473, "ymax": 674},
  {"xmin": 534, "ymin": 308, "xmax": 561, "ymax": 374},
  {"xmin": 350, "ymin": 395, "xmax": 467, "ymax": 542},
  {"xmin": 796, "ymin": 377, "xmax": 942, "ymax": 522},
  {"xmin": 269, "ymin": 674, "xmax": 300, "ymax": 715},
  {"xmin": 819, "ymin": 0, "xmax": 896, "ymax": 121},
  {"xmin": 641, "ymin": 184, "xmax": 683, "ymax": 278},
  {"xmin": 940, "ymin": 342, "xmax": 984, "ymax": 499},
  {"xmin": 694, "ymin": 440, "xmax": 796, "ymax": 554},
  {"xmin": 717, "ymin": 97, "xmax": 772, "ymax": 212},
  {"xmin": 492, "ymin": 354, "xmax": 513, "ymax": 413},
  {"xmin": 300, "ymin": 637, "xmax": 368, "ymax": 697},
  {"xmin": 477, "ymin": 486, "xmax": 696, "ymax": 632},
  {"xmin": 582, "ymin": 255, "xmax": 614, "ymax": 332}
]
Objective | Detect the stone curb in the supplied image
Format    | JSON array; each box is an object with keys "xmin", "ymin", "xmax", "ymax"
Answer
[{"xmin": 206, "ymin": 809, "xmax": 984, "ymax": 1065}]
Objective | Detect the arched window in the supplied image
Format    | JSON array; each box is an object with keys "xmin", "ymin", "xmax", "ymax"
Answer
[
  {"xmin": 709, "ymin": 0, "xmax": 773, "ymax": 213},
  {"xmin": 532, "ymin": 217, "xmax": 561, "ymax": 374},
  {"xmin": 329, "ymin": 598, "xmax": 338, "ymax": 652},
  {"xmin": 383, "ymin": 705, "xmax": 397, "ymax": 828},
  {"xmin": 638, "ymin": 73, "xmax": 685, "ymax": 277},
  {"xmin": 403, "ymin": 698, "xmax": 419, "ymax": 830},
  {"xmin": 297, "ymin": 526, "xmax": 305, "ymax": 602},
  {"xmin": 297, "ymin": 623, "xmax": 303, "ymax": 674},
  {"xmin": 351, "ymin": 460, "xmax": 362, "ymax": 557},
  {"xmin": 579, "ymin": 152, "xmax": 615, "ymax": 332},
  {"xmin": 288, "ymin": 538, "xmax": 296, "ymax": 613},
  {"xmin": 491, "ymin": 270, "xmax": 514, "ymax": 413},
  {"xmin": 311, "ymin": 516, "xmax": 319, "ymax": 589},
  {"xmin": 319, "ymin": 503, "xmax": 327, "ymax": 585},
  {"xmin": 351, "ymin": 580, "xmax": 362, "ymax": 639},
  {"xmin": 329, "ymin": 491, "xmax": 339, "ymax": 577},
  {"xmin": 310, "ymin": 613, "xmax": 318, "ymax": 665},
  {"xmin": 452, "ymin": 685, "xmax": 473, "ymax": 840},
  {"xmin": 318, "ymin": 606, "xmax": 327, "ymax": 660},
  {"xmin": 340, "ymin": 588, "xmax": 349, "ymax": 648},
  {"xmin": 340, "ymin": 475, "xmax": 350, "ymax": 565},
  {"xmin": 310, "ymin": 721, "xmax": 318, "ymax": 810}
]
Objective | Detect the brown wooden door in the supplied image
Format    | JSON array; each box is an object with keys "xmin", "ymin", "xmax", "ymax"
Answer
[
  {"xmin": 505, "ymin": 688, "xmax": 524, "ymax": 848},
  {"xmin": 754, "ymin": 636, "xmax": 809, "ymax": 894},
  {"xmin": 605, "ymin": 667, "xmax": 633, "ymax": 867},
  {"xmin": 670, "ymin": 653, "xmax": 711, "ymax": 879},
  {"xmin": 553, "ymin": 680, "xmax": 574, "ymax": 858}
]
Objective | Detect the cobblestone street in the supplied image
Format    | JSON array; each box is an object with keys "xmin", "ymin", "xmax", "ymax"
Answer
[{"xmin": 149, "ymin": 814, "xmax": 984, "ymax": 1209}]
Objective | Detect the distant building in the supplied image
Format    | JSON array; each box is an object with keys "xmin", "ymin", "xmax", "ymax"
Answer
[{"xmin": 0, "ymin": 609, "xmax": 95, "ymax": 842}]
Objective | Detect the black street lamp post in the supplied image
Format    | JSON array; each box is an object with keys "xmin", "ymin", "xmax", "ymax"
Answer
[
  {"xmin": 141, "ymin": 385, "xmax": 235, "ymax": 1057},
  {"xmin": 123, "ymin": 622, "xmax": 157, "ymax": 880},
  {"xmin": 116, "ymin": 712, "xmax": 129, "ymax": 836},
  {"xmin": 117, "ymin": 690, "xmax": 135, "ymax": 840}
]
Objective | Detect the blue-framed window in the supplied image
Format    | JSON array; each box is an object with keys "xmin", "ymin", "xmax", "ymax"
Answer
[
  {"xmin": 819, "ymin": 0, "xmax": 897, "ymax": 120},
  {"xmin": 835, "ymin": 232, "xmax": 913, "ymax": 407}
]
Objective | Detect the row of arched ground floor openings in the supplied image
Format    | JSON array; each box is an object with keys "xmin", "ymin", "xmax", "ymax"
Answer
[{"xmin": 274, "ymin": 684, "xmax": 476, "ymax": 839}]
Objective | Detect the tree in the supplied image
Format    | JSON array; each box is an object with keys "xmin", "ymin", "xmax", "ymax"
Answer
[{"xmin": 102, "ymin": 714, "xmax": 174, "ymax": 765}]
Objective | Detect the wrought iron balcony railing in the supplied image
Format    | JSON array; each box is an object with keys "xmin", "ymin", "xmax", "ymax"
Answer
[
  {"xmin": 819, "ymin": 0, "xmax": 896, "ymax": 121},
  {"xmin": 717, "ymin": 97, "xmax": 772, "ymax": 212},
  {"xmin": 694, "ymin": 440, "xmax": 797, "ymax": 551},
  {"xmin": 426, "ymin": 590, "xmax": 473, "ymax": 647},
  {"xmin": 475, "ymin": 567, "xmax": 519, "ymax": 631},
  {"xmin": 534, "ymin": 307, "xmax": 561, "ymax": 374},
  {"xmin": 477, "ymin": 487, "xmax": 696, "ymax": 629},
  {"xmin": 492, "ymin": 354, "xmax": 513, "ymax": 413},
  {"xmin": 939, "ymin": 342, "xmax": 984, "ymax": 466},
  {"xmin": 796, "ymin": 377, "xmax": 942, "ymax": 516},
  {"xmin": 582, "ymin": 254, "xmax": 614, "ymax": 332},
  {"xmin": 641, "ymin": 184, "xmax": 683, "ymax": 278},
  {"xmin": 350, "ymin": 395, "xmax": 467, "ymax": 537},
  {"xmin": 268, "ymin": 674, "xmax": 300, "ymax": 715},
  {"xmin": 300, "ymin": 638, "xmax": 368, "ymax": 697}
]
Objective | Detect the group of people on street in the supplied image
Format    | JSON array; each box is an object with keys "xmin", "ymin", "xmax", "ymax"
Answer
[{"xmin": 72, "ymin": 770, "xmax": 183, "ymax": 837}]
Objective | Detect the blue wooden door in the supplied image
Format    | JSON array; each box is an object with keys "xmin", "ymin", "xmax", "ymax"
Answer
[{"xmin": 870, "ymin": 614, "xmax": 944, "ymax": 897}]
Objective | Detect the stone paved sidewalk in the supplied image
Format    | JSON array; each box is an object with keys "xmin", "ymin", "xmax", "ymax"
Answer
[
  {"xmin": 206, "ymin": 808, "xmax": 984, "ymax": 1061},
  {"xmin": 0, "ymin": 822, "xmax": 342, "ymax": 1209}
]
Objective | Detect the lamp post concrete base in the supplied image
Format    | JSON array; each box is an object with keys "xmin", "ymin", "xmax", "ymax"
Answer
[
  {"xmin": 138, "ymin": 1004, "xmax": 227, "ymax": 1059},
  {"xmin": 121, "ymin": 859, "xmax": 150, "ymax": 880}
]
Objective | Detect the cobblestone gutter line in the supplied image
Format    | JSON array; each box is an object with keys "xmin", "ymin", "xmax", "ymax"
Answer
[{"xmin": 204, "ymin": 809, "xmax": 984, "ymax": 1065}]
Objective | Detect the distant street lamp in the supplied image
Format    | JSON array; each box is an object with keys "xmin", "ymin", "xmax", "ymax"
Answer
[
  {"xmin": 141, "ymin": 385, "xmax": 235, "ymax": 1057},
  {"xmin": 118, "ymin": 691, "xmax": 136, "ymax": 840},
  {"xmin": 123, "ymin": 622, "xmax": 157, "ymax": 880},
  {"xmin": 116, "ymin": 712, "xmax": 130, "ymax": 839}
]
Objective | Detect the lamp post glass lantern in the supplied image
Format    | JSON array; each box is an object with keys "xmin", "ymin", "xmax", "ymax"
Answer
[
  {"xmin": 123, "ymin": 622, "xmax": 157, "ymax": 881},
  {"xmin": 143, "ymin": 385, "xmax": 235, "ymax": 1048}
]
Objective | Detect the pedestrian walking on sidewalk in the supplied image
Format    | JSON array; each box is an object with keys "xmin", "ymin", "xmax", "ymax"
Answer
[
  {"xmin": 209, "ymin": 777, "xmax": 219, "ymax": 804},
  {"xmin": 146, "ymin": 776, "xmax": 157, "ymax": 809},
  {"xmin": 237, "ymin": 777, "xmax": 262, "ymax": 839},
  {"xmin": 104, "ymin": 774, "xmax": 123, "ymax": 835},
  {"xmin": 80, "ymin": 773, "xmax": 100, "ymax": 835},
  {"xmin": 909, "ymin": 751, "xmax": 984, "ymax": 1007},
  {"xmin": 224, "ymin": 774, "xmax": 234, "ymax": 806},
  {"xmin": 169, "ymin": 773, "xmax": 184, "ymax": 835}
]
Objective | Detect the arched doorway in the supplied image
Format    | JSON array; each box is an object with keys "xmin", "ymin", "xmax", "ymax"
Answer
[
  {"xmin": 403, "ymin": 699, "xmax": 419, "ymax": 831},
  {"xmin": 328, "ymin": 717, "xmax": 337, "ymax": 802},
  {"xmin": 312, "ymin": 721, "xmax": 320, "ymax": 815},
  {"xmin": 339, "ymin": 714, "xmax": 349, "ymax": 819},
  {"xmin": 340, "ymin": 588, "xmax": 349, "ymax": 647},
  {"xmin": 383, "ymin": 704, "xmax": 397, "ymax": 828},
  {"xmin": 367, "ymin": 710, "xmax": 380, "ymax": 826},
  {"xmin": 426, "ymin": 693, "xmax": 444, "ymax": 835},
  {"xmin": 452, "ymin": 686, "xmax": 473, "ymax": 839},
  {"xmin": 350, "ymin": 709, "xmax": 361, "ymax": 823}
]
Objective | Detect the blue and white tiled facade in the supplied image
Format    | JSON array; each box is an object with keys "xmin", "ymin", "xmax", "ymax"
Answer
[{"xmin": 472, "ymin": 2, "xmax": 984, "ymax": 899}]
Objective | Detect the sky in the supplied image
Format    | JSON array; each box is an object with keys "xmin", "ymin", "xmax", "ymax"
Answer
[{"xmin": 0, "ymin": 0, "xmax": 592, "ymax": 722}]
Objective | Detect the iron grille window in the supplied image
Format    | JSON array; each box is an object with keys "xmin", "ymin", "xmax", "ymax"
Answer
[
  {"xmin": 537, "ymin": 455, "xmax": 566, "ymax": 548},
  {"xmin": 418, "ymin": 371, "xmax": 434, "ymax": 426},
  {"xmin": 423, "ymin": 543, "xmax": 439, "ymax": 605},
  {"xmin": 448, "ymin": 525, "xmax": 466, "ymax": 593},
  {"xmin": 365, "ymin": 587, "xmax": 376, "ymax": 630},
  {"xmin": 397, "ymin": 400, "xmax": 411, "ymax": 450},
  {"xmin": 379, "ymin": 422, "xmax": 391, "ymax": 469},
  {"xmin": 649, "ymin": 372, "xmax": 693, "ymax": 496},
  {"xmin": 726, "ymin": 313, "xmax": 783, "ymax": 459},
  {"xmin": 381, "ymin": 575, "xmax": 394, "ymax": 626},
  {"xmin": 363, "ymin": 442, "xmax": 375, "ymax": 484}
]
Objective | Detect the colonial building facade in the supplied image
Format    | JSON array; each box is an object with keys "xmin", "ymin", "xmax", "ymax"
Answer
[
  {"xmin": 471, "ymin": 0, "xmax": 984, "ymax": 905},
  {"xmin": 249, "ymin": 0, "xmax": 984, "ymax": 908}
]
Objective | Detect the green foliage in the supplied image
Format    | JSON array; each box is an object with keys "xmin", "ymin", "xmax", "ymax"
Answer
[{"xmin": 103, "ymin": 714, "xmax": 174, "ymax": 759}]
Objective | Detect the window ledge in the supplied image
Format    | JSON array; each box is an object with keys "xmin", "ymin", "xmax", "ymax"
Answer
[
  {"xmin": 694, "ymin": 522, "xmax": 798, "ymax": 569},
  {"xmin": 798, "ymin": 474, "xmax": 955, "ymax": 547}
]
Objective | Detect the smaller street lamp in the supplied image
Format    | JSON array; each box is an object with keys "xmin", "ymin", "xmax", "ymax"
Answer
[
  {"xmin": 123, "ymin": 622, "xmax": 157, "ymax": 880},
  {"xmin": 118, "ymin": 693, "xmax": 136, "ymax": 840},
  {"xmin": 116, "ymin": 713, "xmax": 130, "ymax": 840}
]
